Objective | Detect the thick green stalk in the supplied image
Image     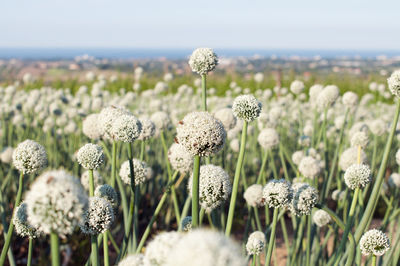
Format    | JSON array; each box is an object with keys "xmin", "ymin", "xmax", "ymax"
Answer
[
  {"xmin": 201, "ymin": 74, "xmax": 207, "ymax": 111},
  {"xmin": 103, "ymin": 232, "xmax": 109, "ymax": 266},
  {"xmin": 50, "ymin": 232, "xmax": 60, "ymax": 266},
  {"xmin": 265, "ymin": 208, "xmax": 278, "ymax": 266},
  {"xmin": 88, "ymin": 169, "xmax": 99, "ymax": 266},
  {"xmin": 354, "ymin": 100, "xmax": 400, "ymax": 243},
  {"xmin": 88, "ymin": 169, "xmax": 95, "ymax": 196},
  {"xmin": 372, "ymin": 255, "xmax": 377, "ymax": 266},
  {"xmin": 0, "ymin": 172, "xmax": 24, "ymax": 265},
  {"xmin": 27, "ymin": 238, "xmax": 33, "ymax": 266},
  {"xmin": 111, "ymin": 141, "xmax": 117, "ymax": 188},
  {"xmin": 225, "ymin": 121, "xmax": 248, "ymax": 236},
  {"xmin": 306, "ymin": 215, "xmax": 312, "ymax": 266},
  {"xmin": 192, "ymin": 155, "xmax": 201, "ymax": 228},
  {"xmin": 256, "ymin": 151, "xmax": 268, "ymax": 184}
]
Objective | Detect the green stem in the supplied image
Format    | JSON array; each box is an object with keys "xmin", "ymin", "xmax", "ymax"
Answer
[
  {"xmin": 91, "ymin": 235, "xmax": 99, "ymax": 266},
  {"xmin": 88, "ymin": 169, "xmax": 94, "ymax": 196},
  {"xmin": 252, "ymin": 255, "xmax": 257, "ymax": 266},
  {"xmin": 111, "ymin": 141, "xmax": 117, "ymax": 188},
  {"xmin": 50, "ymin": 232, "xmax": 60, "ymax": 266},
  {"xmin": 27, "ymin": 238, "xmax": 33, "ymax": 266},
  {"xmin": 103, "ymin": 232, "xmax": 109, "ymax": 266},
  {"xmin": 0, "ymin": 172, "xmax": 24, "ymax": 265},
  {"xmin": 265, "ymin": 208, "xmax": 278, "ymax": 266},
  {"xmin": 201, "ymin": 74, "xmax": 207, "ymax": 111},
  {"xmin": 372, "ymin": 255, "xmax": 377, "ymax": 266},
  {"xmin": 225, "ymin": 121, "xmax": 248, "ymax": 236},
  {"xmin": 192, "ymin": 155, "xmax": 201, "ymax": 228}
]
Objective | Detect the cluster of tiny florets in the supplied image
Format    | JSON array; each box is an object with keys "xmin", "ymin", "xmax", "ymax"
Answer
[
  {"xmin": 145, "ymin": 231, "xmax": 183, "ymax": 266},
  {"xmin": 312, "ymin": 209, "xmax": 332, "ymax": 227},
  {"xmin": 214, "ymin": 108, "xmax": 237, "ymax": 131},
  {"xmin": 168, "ymin": 143, "xmax": 193, "ymax": 173},
  {"xmin": 95, "ymin": 184, "xmax": 119, "ymax": 209},
  {"xmin": 181, "ymin": 216, "xmax": 192, "ymax": 232},
  {"xmin": 388, "ymin": 173, "xmax": 400, "ymax": 188},
  {"xmin": 13, "ymin": 203, "xmax": 41, "ymax": 238},
  {"xmin": 98, "ymin": 106, "xmax": 131, "ymax": 140},
  {"xmin": 138, "ymin": 118, "xmax": 156, "ymax": 141},
  {"xmin": 77, "ymin": 143, "xmax": 105, "ymax": 170},
  {"xmin": 188, "ymin": 165, "xmax": 232, "ymax": 212},
  {"xmin": 290, "ymin": 80, "xmax": 304, "ymax": 95},
  {"xmin": 80, "ymin": 196, "xmax": 114, "ymax": 235},
  {"xmin": 243, "ymin": 184, "xmax": 264, "ymax": 207},
  {"xmin": 246, "ymin": 231, "xmax": 266, "ymax": 255},
  {"xmin": 110, "ymin": 114, "xmax": 142, "ymax": 142},
  {"xmin": 82, "ymin": 114, "xmax": 102, "ymax": 140},
  {"xmin": 344, "ymin": 164, "xmax": 371, "ymax": 190},
  {"xmin": 298, "ymin": 156, "xmax": 321, "ymax": 179},
  {"xmin": 119, "ymin": 159, "xmax": 149, "ymax": 186},
  {"xmin": 12, "ymin": 139, "xmax": 47, "ymax": 174},
  {"xmin": 188, "ymin": 48, "xmax": 218, "ymax": 75},
  {"xmin": 232, "ymin": 95, "xmax": 262, "ymax": 122},
  {"xmin": 387, "ymin": 70, "xmax": 400, "ymax": 98},
  {"xmin": 81, "ymin": 170, "xmax": 104, "ymax": 191},
  {"xmin": 339, "ymin": 147, "xmax": 367, "ymax": 171},
  {"xmin": 359, "ymin": 229, "xmax": 390, "ymax": 256},
  {"xmin": 118, "ymin": 254, "xmax": 149, "ymax": 266},
  {"xmin": 257, "ymin": 128, "xmax": 279, "ymax": 149},
  {"xmin": 290, "ymin": 183, "xmax": 319, "ymax": 216},
  {"xmin": 176, "ymin": 112, "xmax": 226, "ymax": 157},
  {"xmin": 350, "ymin": 131, "xmax": 369, "ymax": 148},
  {"xmin": 263, "ymin": 179, "xmax": 293, "ymax": 209}
]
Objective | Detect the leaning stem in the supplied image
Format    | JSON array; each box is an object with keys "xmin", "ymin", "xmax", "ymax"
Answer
[
  {"xmin": 27, "ymin": 238, "xmax": 33, "ymax": 266},
  {"xmin": 225, "ymin": 121, "xmax": 248, "ymax": 236},
  {"xmin": 50, "ymin": 232, "xmax": 60, "ymax": 266},
  {"xmin": 265, "ymin": 208, "xmax": 278, "ymax": 266},
  {"xmin": 192, "ymin": 155, "xmax": 201, "ymax": 228}
]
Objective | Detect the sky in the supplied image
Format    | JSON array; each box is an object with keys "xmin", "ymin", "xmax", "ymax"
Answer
[{"xmin": 1, "ymin": 0, "xmax": 400, "ymax": 50}]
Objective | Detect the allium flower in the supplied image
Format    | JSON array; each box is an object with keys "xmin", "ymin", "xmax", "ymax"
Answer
[
  {"xmin": 339, "ymin": 147, "xmax": 367, "ymax": 171},
  {"xmin": 258, "ymin": 128, "xmax": 279, "ymax": 150},
  {"xmin": 110, "ymin": 114, "xmax": 142, "ymax": 142},
  {"xmin": 214, "ymin": 108, "xmax": 237, "ymax": 131},
  {"xmin": 145, "ymin": 231, "xmax": 183, "ymax": 266},
  {"xmin": 80, "ymin": 196, "xmax": 114, "ymax": 235},
  {"xmin": 150, "ymin": 111, "xmax": 171, "ymax": 132},
  {"xmin": 95, "ymin": 184, "xmax": 119, "ymax": 209},
  {"xmin": 342, "ymin": 91, "xmax": 358, "ymax": 108},
  {"xmin": 119, "ymin": 159, "xmax": 148, "ymax": 185},
  {"xmin": 168, "ymin": 143, "xmax": 193, "ymax": 173},
  {"xmin": 246, "ymin": 231, "xmax": 266, "ymax": 255},
  {"xmin": 188, "ymin": 48, "xmax": 218, "ymax": 75},
  {"xmin": 82, "ymin": 114, "xmax": 102, "ymax": 140},
  {"xmin": 98, "ymin": 106, "xmax": 131, "ymax": 140},
  {"xmin": 13, "ymin": 203, "xmax": 41, "ymax": 238},
  {"xmin": 344, "ymin": 164, "xmax": 371, "ymax": 190},
  {"xmin": 230, "ymin": 138, "xmax": 240, "ymax": 152},
  {"xmin": 25, "ymin": 170, "xmax": 88, "ymax": 237},
  {"xmin": 188, "ymin": 165, "xmax": 232, "ymax": 212},
  {"xmin": 77, "ymin": 143, "xmax": 105, "ymax": 170},
  {"xmin": 312, "ymin": 209, "xmax": 331, "ymax": 227},
  {"xmin": 243, "ymin": 184, "xmax": 264, "ymax": 207},
  {"xmin": 12, "ymin": 139, "xmax": 47, "ymax": 174},
  {"xmin": 0, "ymin": 146, "xmax": 13, "ymax": 164},
  {"xmin": 263, "ymin": 179, "xmax": 293, "ymax": 209},
  {"xmin": 232, "ymin": 95, "xmax": 262, "ymax": 122},
  {"xmin": 298, "ymin": 156, "xmax": 321, "ymax": 179},
  {"xmin": 332, "ymin": 189, "xmax": 346, "ymax": 201},
  {"xmin": 350, "ymin": 131, "xmax": 369, "ymax": 148},
  {"xmin": 316, "ymin": 85, "xmax": 339, "ymax": 110},
  {"xmin": 176, "ymin": 112, "xmax": 226, "ymax": 157},
  {"xmin": 165, "ymin": 229, "xmax": 246, "ymax": 266},
  {"xmin": 181, "ymin": 216, "xmax": 192, "ymax": 232},
  {"xmin": 387, "ymin": 70, "xmax": 400, "ymax": 98},
  {"xmin": 369, "ymin": 120, "xmax": 386, "ymax": 136},
  {"xmin": 292, "ymin": 150, "xmax": 305, "ymax": 165},
  {"xmin": 290, "ymin": 183, "xmax": 319, "ymax": 216},
  {"xmin": 290, "ymin": 80, "xmax": 304, "ymax": 95},
  {"xmin": 359, "ymin": 229, "xmax": 390, "ymax": 256},
  {"xmin": 138, "ymin": 118, "xmax": 156, "ymax": 141},
  {"xmin": 81, "ymin": 170, "xmax": 104, "ymax": 191},
  {"xmin": 118, "ymin": 254, "xmax": 148, "ymax": 266},
  {"xmin": 388, "ymin": 173, "xmax": 400, "ymax": 188},
  {"xmin": 396, "ymin": 149, "xmax": 400, "ymax": 166}
]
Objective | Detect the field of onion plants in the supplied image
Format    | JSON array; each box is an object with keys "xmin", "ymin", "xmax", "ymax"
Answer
[{"xmin": 1, "ymin": 48, "xmax": 400, "ymax": 266}]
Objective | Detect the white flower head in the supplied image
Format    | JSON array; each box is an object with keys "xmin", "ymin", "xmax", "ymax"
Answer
[
  {"xmin": 188, "ymin": 48, "xmax": 218, "ymax": 75},
  {"xmin": 344, "ymin": 164, "xmax": 371, "ymax": 190},
  {"xmin": 387, "ymin": 70, "xmax": 400, "ymax": 98},
  {"xmin": 119, "ymin": 159, "xmax": 148, "ymax": 186},
  {"xmin": 258, "ymin": 128, "xmax": 279, "ymax": 150},
  {"xmin": 339, "ymin": 147, "xmax": 367, "ymax": 171},
  {"xmin": 350, "ymin": 131, "xmax": 369, "ymax": 148},
  {"xmin": 80, "ymin": 196, "xmax": 114, "ymax": 235},
  {"xmin": 243, "ymin": 184, "xmax": 264, "ymax": 207},
  {"xmin": 312, "ymin": 209, "xmax": 331, "ymax": 227},
  {"xmin": 145, "ymin": 231, "xmax": 184, "ymax": 266},
  {"xmin": 263, "ymin": 179, "xmax": 293, "ymax": 209},
  {"xmin": 110, "ymin": 114, "xmax": 142, "ymax": 142},
  {"xmin": 13, "ymin": 203, "xmax": 41, "ymax": 238},
  {"xmin": 82, "ymin": 114, "xmax": 102, "ymax": 140},
  {"xmin": 232, "ymin": 95, "xmax": 262, "ymax": 122},
  {"xmin": 95, "ymin": 184, "xmax": 119, "ymax": 209},
  {"xmin": 13, "ymin": 139, "xmax": 47, "ymax": 174},
  {"xmin": 77, "ymin": 143, "xmax": 104, "ymax": 170},
  {"xmin": 342, "ymin": 91, "xmax": 358, "ymax": 108},
  {"xmin": 388, "ymin": 173, "xmax": 400, "ymax": 188},
  {"xmin": 118, "ymin": 254, "xmax": 149, "ymax": 266},
  {"xmin": 290, "ymin": 80, "xmax": 304, "ymax": 95},
  {"xmin": 138, "ymin": 118, "xmax": 156, "ymax": 141},
  {"xmin": 290, "ymin": 183, "xmax": 319, "ymax": 216},
  {"xmin": 181, "ymin": 216, "xmax": 192, "ymax": 232},
  {"xmin": 298, "ymin": 156, "xmax": 321, "ymax": 179},
  {"xmin": 214, "ymin": 108, "xmax": 237, "ymax": 131},
  {"xmin": 246, "ymin": 231, "xmax": 265, "ymax": 255},
  {"xmin": 81, "ymin": 170, "xmax": 104, "ymax": 191},
  {"xmin": 359, "ymin": 229, "xmax": 390, "ymax": 256},
  {"xmin": 98, "ymin": 106, "xmax": 131, "ymax": 140},
  {"xmin": 168, "ymin": 143, "xmax": 193, "ymax": 174}
]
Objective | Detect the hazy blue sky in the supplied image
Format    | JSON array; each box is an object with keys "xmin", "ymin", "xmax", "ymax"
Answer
[{"xmin": 1, "ymin": 0, "xmax": 399, "ymax": 50}]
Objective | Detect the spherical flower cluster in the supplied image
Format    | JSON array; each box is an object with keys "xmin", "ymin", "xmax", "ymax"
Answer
[
  {"xmin": 290, "ymin": 183, "xmax": 319, "ymax": 216},
  {"xmin": 263, "ymin": 179, "xmax": 293, "ymax": 209},
  {"xmin": 13, "ymin": 203, "xmax": 41, "ymax": 238},
  {"xmin": 257, "ymin": 128, "xmax": 279, "ymax": 150},
  {"xmin": 119, "ymin": 159, "xmax": 148, "ymax": 186},
  {"xmin": 292, "ymin": 150, "xmax": 305, "ymax": 165},
  {"xmin": 342, "ymin": 91, "xmax": 359, "ymax": 108},
  {"xmin": 118, "ymin": 254, "xmax": 149, "ymax": 266},
  {"xmin": 82, "ymin": 114, "xmax": 102, "ymax": 140},
  {"xmin": 290, "ymin": 80, "xmax": 305, "ymax": 95},
  {"xmin": 350, "ymin": 131, "xmax": 369, "ymax": 148},
  {"xmin": 232, "ymin": 95, "xmax": 262, "ymax": 122},
  {"xmin": 254, "ymin": 72, "xmax": 264, "ymax": 83},
  {"xmin": 298, "ymin": 156, "xmax": 321, "ymax": 179},
  {"xmin": 243, "ymin": 184, "xmax": 264, "ymax": 207},
  {"xmin": 12, "ymin": 139, "xmax": 47, "ymax": 174},
  {"xmin": 165, "ymin": 229, "xmax": 246, "ymax": 266},
  {"xmin": 95, "ymin": 184, "xmax": 119, "ymax": 209},
  {"xmin": 298, "ymin": 135, "xmax": 311, "ymax": 147},
  {"xmin": 246, "ymin": 231, "xmax": 266, "ymax": 255},
  {"xmin": 344, "ymin": 164, "xmax": 371, "ymax": 190},
  {"xmin": 176, "ymin": 112, "xmax": 226, "ymax": 157},
  {"xmin": 98, "ymin": 106, "xmax": 131, "ymax": 140},
  {"xmin": 387, "ymin": 70, "xmax": 400, "ymax": 98},
  {"xmin": 81, "ymin": 170, "xmax": 104, "ymax": 191},
  {"xmin": 359, "ymin": 229, "xmax": 390, "ymax": 256},
  {"xmin": 388, "ymin": 173, "xmax": 400, "ymax": 188},
  {"xmin": 332, "ymin": 189, "xmax": 346, "ymax": 201},
  {"xmin": 145, "ymin": 231, "xmax": 183, "ymax": 266},
  {"xmin": 396, "ymin": 149, "xmax": 400, "ymax": 166},
  {"xmin": 150, "ymin": 111, "xmax": 171, "ymax": 132},
  {"xmin": 188, "ymin": 48, "xmax": 218, "ymax": 75},
  {"xmin": 316, "ymin": 85, "xmax": 339, "ymax": 110},
  {"xmin": 168, "ymin": 143, "xmax": 193, "ymax": 173},
  {"xmin": 0, "ymin": 147, "xmax": 13, "ymax": 164},
  {"xmin": 138, "ymin": 118, "xmax": 156, "ymax": 141},
  {"xmin": 369, "ymin": 120, "xmax": 386, "ymax": 136},
  {"xmin": 188, "ymin": 165, "xmax": 232, "ymax": 212},
  {"xmin": 80, "ymin": 196, "xmax": 114, "ymax": 235},
  {"xmin": 181, "ymin": 216, "xmax": 192, "ymax": 232},
  {"xmin": 77, "ymin": 143, "xmax": 105, "ymax": 170},
  {"xmin": 214, "ymin": 108, "xmax": 237, "ymax": 131},
  {"xmin": 110, "ymin": 114, "xmax": 142, "ymax": 142},
  {"xmin": 25, "ymin": 170, "xmax": 88, "ymax": 237},
  {"xmin": 339, "ymin": 147, "xmax": 367, "ymax": 171},
  {"xmin": 312, "ymin": 209, "xmax": 331, "ymax": 227}
]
